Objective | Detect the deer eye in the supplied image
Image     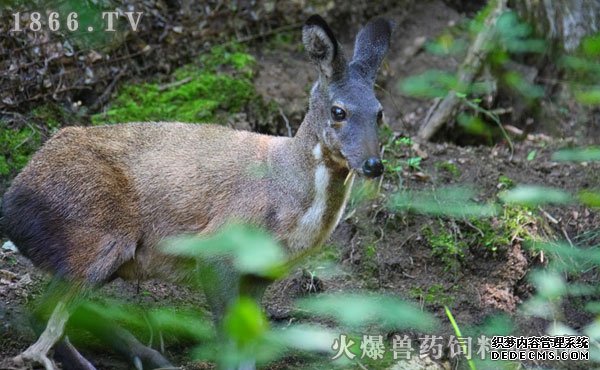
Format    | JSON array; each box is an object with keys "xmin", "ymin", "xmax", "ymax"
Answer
[{"xmin": 331, "ymin": 106, "xmax": 346, "ymax": 122}]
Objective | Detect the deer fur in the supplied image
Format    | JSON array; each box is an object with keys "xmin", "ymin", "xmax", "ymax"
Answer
[{"xmin": 2, "ymin": 15, "xmax": 393, "ymax": 369}]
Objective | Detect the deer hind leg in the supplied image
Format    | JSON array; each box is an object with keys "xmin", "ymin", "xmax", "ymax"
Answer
[
  {"xmin": 13, "ymin": 230, "xmax": 138, "ymax": 370},
  {"xmin": 69, "ymin": 304, "xmax": 174, "ymax": 370},
  {"xmin": 53, "ymin": 336, "xmax": 96, "ymax": 370},
  {"xmin": 107, "ymin": 326, "xmax": 174, "ymax": 370},
  {"xmin": 13, "ymin": 299, "xmax": 71, "ymax": 370},
  {"xmin": 57, "ymin": 232, "xmax": 172, "ymax": 369}
]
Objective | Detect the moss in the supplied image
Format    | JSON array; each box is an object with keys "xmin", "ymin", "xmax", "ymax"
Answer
[
  {"xmin": 499, "ymin": 205, "xmax": 540, "ymax": 243},
  {"xmin": 498, "ymin": 174, "xmax": 515, "ymax": 189},
  {"xmin": 424, "ymin": 204, "xmax": 539, "ymax": 269},
  {"xmin": 424, "ymin": 223, "xmax": 467, "ymax": 271},
  {"xmin": 92, "ymin": 44, "xmax": 261, "ymax": 125},
  {"xmin": 436, "ymin": 161, "xmax": 461, "ymax": 177},
  {"xmin": 31, "ymin": 104, "xmax": 70, "ymax": 133},
  {"xmin": 409, "ymin": 284, "xmax": 455, "ymax": 307},
  {"xmin": 0, "ymin": 121, "xmax": 41, "ymax": 177}
]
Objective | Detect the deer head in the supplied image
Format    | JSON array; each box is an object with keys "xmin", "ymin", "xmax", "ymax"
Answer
[{"xmin": 302, "ymin": 15, "xmax": 393, "ymax": 177}]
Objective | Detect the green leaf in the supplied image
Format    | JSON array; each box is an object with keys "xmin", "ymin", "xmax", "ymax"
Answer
[
  {"xmin": 503, "ymin": 71, "xmax": 544, "ymax": 99},
  {"xmin": 530, "ymin": 271, "xmax": 566, "ymax": 299},
  {"xmin": 407, "ymin": 156, "xmax": 422, "ymax": 170},
  {"xmin": 224, "ymin": 297, "xmax": 269, "ymax": 347},
  {"xmin": 582, "ymin": 34, "xmax": 600, "ymax": 57},
  {"xmin": 575, "ymin": 89, "xmax": 600, "ymax": 105},
  {"xmin": 389, "ymin": 186, "xmax": 497, "ymax": 218},
  {"xmin": 528, "ymin": 241, "xmax": 600, "ymax": 272},
  {"xmin": 560, "ymin": 55, "xmax": 600, "ymax": 75},
  {"xmin": 500, "ymin": 185, "xmax": 572, "ymax": 206},
  {"xmin": 148, "ymin": 308, "xmax": 213, "ymax": 341},
  {"xmin": 578, "ymin": 190, "xmax": 600, "ymax": 208},
  {"xmin": 584, "ymin": 321, "xmax": 600, "ymax": 343},
  {"xmin": 552, "ymin": 147, "xmax": 600, "ymax": 162},
  {"xmin": 526, "ymin": 149, "xmax": 537, "ymax": 161},
  {"xmin": 297, "ymin": 293, "xmax": 437, "ymax": 331},
  {"xmin": 163, "ymin": 223, "xmax": 286, "ymax": 279},
  {"xmin": 400, "ymin": 70, "xmax": 459, "ymax": 98},
  {"xmin": 269, "ymin": 324, "xmax": 337, "ymax": 353},
  {"xmin": 457, "ymin": 114, "xmax": 492, "ymax": 137},
  {"xmin": 425, "ymin": 34, "xmax": 467, "ymax": 56}
]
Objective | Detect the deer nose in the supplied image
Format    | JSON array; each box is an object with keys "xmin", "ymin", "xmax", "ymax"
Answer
[{"xmin": 362, "ymin": 157, "xmax": 384, "ymax": 178}]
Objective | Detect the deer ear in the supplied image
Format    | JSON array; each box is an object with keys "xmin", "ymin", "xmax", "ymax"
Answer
[
  {"xmin": 350, "ymin": 18, "xmax": 394, "ymax": 84},
  {"xmin": 303, "ymin": 15, "xmax": 346, "ymax": 82}
]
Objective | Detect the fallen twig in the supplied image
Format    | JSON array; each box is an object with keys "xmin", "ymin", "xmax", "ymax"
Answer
[
  {"xmin": 418, "ymin": 0, "xmax": 507, "ymax": 142},
  {"xmin": 91, "ymin": 67, "xmax": 128, "ymax": 111},
  {"xmin": 278, "ymin": 106, "xmax": 292, "ymax": 137},
  {"xmin": 157, "ymin": 76, "xmax": 193, "ymax": 92}
]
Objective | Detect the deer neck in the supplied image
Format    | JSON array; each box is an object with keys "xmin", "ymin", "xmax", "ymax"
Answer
[{"xmin": 282, "ymin": 100, "xmax": 354, "ymax": 251}]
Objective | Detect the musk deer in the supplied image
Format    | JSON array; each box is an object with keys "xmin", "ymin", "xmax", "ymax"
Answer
[{"xmin": 2, "ymin": 14, "xmax": 393, "ymax": 370}]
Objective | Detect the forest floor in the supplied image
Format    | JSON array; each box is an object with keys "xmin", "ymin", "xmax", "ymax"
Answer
[{"xmin": 1, "ymin": 1, "xmax": 599, "ymax": 369}]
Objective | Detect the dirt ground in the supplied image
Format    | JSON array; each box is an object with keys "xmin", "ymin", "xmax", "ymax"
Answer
[{"xmin": 1, "ymin": 1, "xmax": 599, "ymax": 369}]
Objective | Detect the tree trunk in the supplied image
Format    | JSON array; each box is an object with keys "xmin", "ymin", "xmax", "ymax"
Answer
[{"xmin": 511, "ymin": 0, "xmax": 600, "ymax": 52}]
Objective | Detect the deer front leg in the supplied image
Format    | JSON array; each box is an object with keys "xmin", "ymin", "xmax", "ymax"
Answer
[
  {"xmin": 13, "ymin": 299, "xmax": 70, "ymax": 370},
  {"xmin": 202, "ymin": 258, "xmax": 274, "ymax": 370}
]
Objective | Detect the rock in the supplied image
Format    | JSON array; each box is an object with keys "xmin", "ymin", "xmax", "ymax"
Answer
[{"xmin": 1, "ymin": 241, "xmax": 18, "ymax": 252}]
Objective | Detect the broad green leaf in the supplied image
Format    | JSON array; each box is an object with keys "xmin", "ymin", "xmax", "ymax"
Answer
[
  {"xmin": 148, "ymin": 308, "xmax": 213, "ymax": 341},
  {"xmin": 503, "ymin": 71, "xmax": 544, "ymax": 99},
  {"xmin": 552, "ymin": 147, "xmax": 600, "ymax": 162},
  {"xmin": 585, "ymin": 320, "xmax": 600, "ymax": 342},
  {"xmin": 575, "ymin": 89, "xmax": 600, "ymax": 105},
  {"xmin": 224, "ymin": 297, "xmax": 269, "ymax": 347},
  {"xmin": 297, "ymin": 293, "xmax": 437, "ymax": 331},
  {"xmin": 499, "ymin": 185, "xmax": 572, "ymax": 206},
  {"xmin": 390, "ymin": 186, "xmax": 497, "ymax": 218},
  {"xmin": 582, "ymin": 34, "xmax": 600, "ymax": 56},
  {"xmin": 400, "ymin": 70, "xmax": 459, "ymax": 98},
  {"xmin": 530, "ymin": 271, "xmax": 566, "ymax": 299},
  {"xmin": 269, "ymin": 324, "xmax": 337, "ymax": 353},
  {"xmin": 579, "ymin": 190, "xmax": 600, "ymax": 208},
  {"xmin": 163, "ymin": 223, "xmax": 286, "ymax": 278},
  {"xmin": 425, "ymin": 34, "xmax": 467, "ymax": 56},
  {"xmin": 457, "ymin": 113, "xmax": 492, "ymax": 137},
  {"xmin": 561, "ymin": 55, "xmax": 600, "ymax": 75},
  {"xmin": 528, "ymin": 241, "xmax": 600, "ymax": 272},
  {"xmin": 585, "ymin": 302, "xmax": 600, "ymax": 314}
]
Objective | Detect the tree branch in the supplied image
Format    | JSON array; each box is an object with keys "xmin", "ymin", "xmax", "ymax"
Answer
[{"xmin": 417, "ymin": 0, "xmax": 507, "ymax": 141}]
